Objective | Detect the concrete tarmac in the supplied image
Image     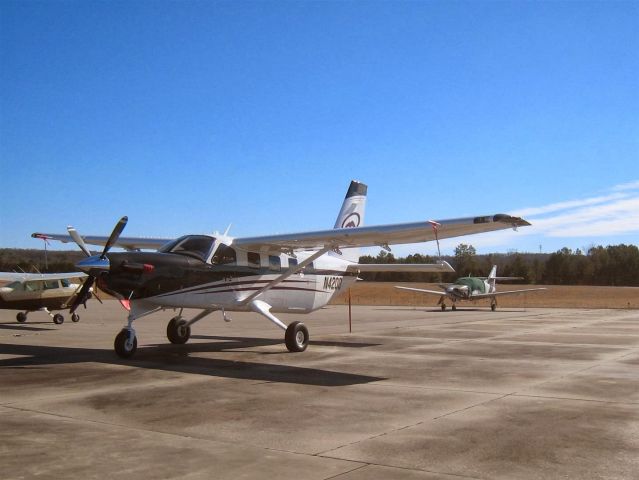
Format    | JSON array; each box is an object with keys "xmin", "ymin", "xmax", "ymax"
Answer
[{"xmin": 1, "ymin": 302, "xmax": 638, "ymax": 479}]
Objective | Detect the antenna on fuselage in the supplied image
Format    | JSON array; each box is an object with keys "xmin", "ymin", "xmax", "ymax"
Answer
[{"xmin": 223, "ymin": 224, "xmax": 232, "ymax": 236}]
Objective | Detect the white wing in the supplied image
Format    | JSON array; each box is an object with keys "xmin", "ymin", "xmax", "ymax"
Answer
[
  {"xmin": 471, "ymin": 287, "xmax": 547, "ymax": 299},
  {"xmin": 234, "ymin": 214, "xmax": 529, "ymax": 253},
  {"xmin": 394, "ymin": 286, "xmax": 446, "ymax": 296},
  {"xmin": 32, "ymin": 233, "xmax": 172, "ymax": 251},
  {"xmin": 0, "ymin": 271, "xmax": 87, "ymax": 282}
]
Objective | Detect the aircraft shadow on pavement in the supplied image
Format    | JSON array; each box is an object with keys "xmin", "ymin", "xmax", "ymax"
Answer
[
  {"xmin": 0, "ymin": 323, "xmax": 53, "ymax": 332},
  {"xmin": 190, "ymin": 335, "xmax": 381, "ymax": 349},
  {"xmin": 0, "ymin": 342, "xmax": 384, "ymax": 387}
]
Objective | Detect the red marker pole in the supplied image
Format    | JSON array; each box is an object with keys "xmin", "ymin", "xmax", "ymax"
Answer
[{"xmin": 348, "ymin": 289, "xmax": 352, "ymax": 333}]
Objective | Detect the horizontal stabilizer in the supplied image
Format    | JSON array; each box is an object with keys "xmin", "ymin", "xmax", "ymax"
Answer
[{"xmin": 348, "ymin": 261, "xmax": 454, "ymax": 273}]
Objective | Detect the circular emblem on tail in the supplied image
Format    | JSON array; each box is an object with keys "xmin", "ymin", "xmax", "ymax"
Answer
[{"xmin": 341, "ymin": 213, "xmax": 360, "ymax": 228}]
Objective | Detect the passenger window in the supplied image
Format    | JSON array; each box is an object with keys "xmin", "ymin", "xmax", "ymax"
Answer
[
  {"xmin": 289, "ymin": 258, "xmax": 298, "ymax": 268},
  {"xmin": 212, "ymin": 244, "xmax": 237, "ymax": 265},
  {"xmin": 61, "ymin": 279, "xmax": 70, "ymax": 287},
  {"xmin": 269, "ymin": 255, "xmax": 281, "ymax": 272},
  {"xmin": 248, "ymin": 252, "xmax": 261, "ymax": 269},
  {"xmin": 24, "ymin": 281, "xmax": 40, "ymax": 291},
  {"xmin": 44, "ymin": 280, "xmax": 59, "ymax": 289}
]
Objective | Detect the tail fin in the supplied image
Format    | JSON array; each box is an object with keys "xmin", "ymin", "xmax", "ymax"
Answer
[
  {"xmin": 488, "ymin": 265, "xmax": 498, "ymax": 289},
  {"xmin": 331, "ymin": 180, "xmax": 367, "ymax": 262}
]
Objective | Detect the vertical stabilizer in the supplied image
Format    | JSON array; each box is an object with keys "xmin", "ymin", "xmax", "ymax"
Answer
[
  {"xmin": 331, "ymin": 180, "xmax": 367, "ymax": 262},
  {"xmin": 487, "ymin": 265, "xmax": 498, "ymax": 291}
]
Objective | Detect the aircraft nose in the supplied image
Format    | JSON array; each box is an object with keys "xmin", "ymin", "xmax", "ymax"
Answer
[{"xmin": 76, "ymin": 255, "xmax": 110, "ymax": 273}]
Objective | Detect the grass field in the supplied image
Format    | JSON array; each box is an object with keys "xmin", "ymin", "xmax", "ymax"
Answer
[{"xmin": 331, "ymin": 282, "xmax": 639, "ymax": 309}]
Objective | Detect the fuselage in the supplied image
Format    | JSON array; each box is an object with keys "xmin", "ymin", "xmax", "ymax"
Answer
[
  {"xmin": 0, "ymin": 280, "xmax": 80, "ymax": 312},
  {"xmin": 445, "ymin": 277, "xmax": 493, "ymax": 300},
  {"xmin": 87, "ymin": 235, "xmax": 358, "ymax": 314}
]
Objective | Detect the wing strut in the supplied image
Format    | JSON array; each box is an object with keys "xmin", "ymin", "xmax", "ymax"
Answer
[{"xmin": 239, "ymin": 246, "xmax": 331, "ymax": 305}]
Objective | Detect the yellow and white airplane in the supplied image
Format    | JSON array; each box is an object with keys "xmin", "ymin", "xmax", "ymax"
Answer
[
  {"xmin": 33, "ymin": 180, "xmax": 531, "ymax": 358},
  {"xmin": 0, "ymin": 271, "xmax": 88, "ymax": 323}
]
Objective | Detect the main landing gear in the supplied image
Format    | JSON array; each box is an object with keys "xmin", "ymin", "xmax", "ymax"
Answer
[
  {"xmin": 167, "ymin": 317, "xmax": 191, "ymax": 344},
  {"xmin": 250, "ymin": 300, "xmax": 310, "ymax": 352},
  {"xmin": 491, "ymin": 300, "xmax": 497, "ymax": 311},
  {"xmin": 17, "ymin": 309, "xmax": 77, "ymax": 324}
]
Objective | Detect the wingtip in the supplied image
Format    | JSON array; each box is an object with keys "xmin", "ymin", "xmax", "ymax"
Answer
[{"xmin": 493, "ymin": 214, "xmax": 530, "ymax": 227}]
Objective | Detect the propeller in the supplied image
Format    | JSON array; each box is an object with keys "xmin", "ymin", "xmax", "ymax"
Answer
[{"xmin": 68, "ymin": 216, "xmax": 128, "ymax": 313}]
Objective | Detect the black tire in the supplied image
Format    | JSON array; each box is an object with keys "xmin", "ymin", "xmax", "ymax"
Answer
[
  {"xmin": 53, "ymin": 314, "xmax": 64, "ymax": 325},
  {"xmin": 16, "ymin": 312, "xmax": 27, "ymax": 323},
  {"xmin": 71, "ymin": 313, "xmax": 80, "ymax": 323},
  {"xmin": 285, "ymin": 321, "xmax": 309, "ymax": 352},
  {"xmin": 167, "ymin": 317, "xmax": 191, "ymax": 344},
  {"xmin": 491, "ymin": 303, "xmax": 497, "ymax": 311},
  {"xmin": 452, "ymin": 305, "xmax": 457, "ymax": 311},
  {"xmin": 114, "ymin": 329, "xmax": 137, "ymax": 358},
  {"xmin": 441, "ymin": 304, "xmax": 447, "ymax": 311}
]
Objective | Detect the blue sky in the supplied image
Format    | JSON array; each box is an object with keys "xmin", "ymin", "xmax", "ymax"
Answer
[{"xmin": 1, "ymin": 0, "xmax": 637, "ymax": 256}]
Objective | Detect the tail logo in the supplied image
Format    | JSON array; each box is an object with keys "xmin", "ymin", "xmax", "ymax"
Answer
[{"xmin": 341, "ymin": 213, "xmax": 360, "ymax": 228}]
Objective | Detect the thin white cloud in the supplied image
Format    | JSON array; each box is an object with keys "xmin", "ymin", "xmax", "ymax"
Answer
[
  {"xmin": 611, "ymin": 180, "xmax": 639, "ymax": 192},
  {"xmin": 511, "ymin": 192, "xmax": 628, "ymax": 217}
]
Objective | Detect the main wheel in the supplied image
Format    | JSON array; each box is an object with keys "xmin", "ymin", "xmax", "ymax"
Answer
[
  {"xmin": 71, "ymin": 313, "xmax": 80, "ymax": 322},
  {"xmin": 285, "ymin": 321, "xmax": 309, "ymax": 352},
  {"xmin": 114, "ymin": 329, "xmax": 138, "ymax": 358},
  {"xmin": 53, "ymin": 314, "xmax": 64, "ymax": 324},
  {"xmin": 441, "ymin": 304, "xmax": 447, "ymax": 311},
  {"xmin": 167, "ymin": 317, "xmax": 191, "ymax": 344},
  {"xmin": 452, "ymin": 304, "xmax": 457, "ymax": 311},
  {"xmin": 491, "ymin": 303, "xmax": 497, "ymax": 311},
  {"xmin": 16, "ymin": 312, "xmax": 27, "ymax": 323}
]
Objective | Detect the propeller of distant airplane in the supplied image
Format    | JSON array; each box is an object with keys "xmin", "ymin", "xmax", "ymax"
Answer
[{"xmin": 68, "ymin": 216, "xmax": 128, "ymax": 313}]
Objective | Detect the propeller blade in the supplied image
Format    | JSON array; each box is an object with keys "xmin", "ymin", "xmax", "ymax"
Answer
[
  {"xmin": 101, "ymin": 216, "xmax": 128, "ymax": 259},
  {"xmin": 67, "ymin": 226, "xmax": 92, "ymax": 257},
  {"xmin": 70, "ymin": 276, "xmax": 95, "ymax": 314}
]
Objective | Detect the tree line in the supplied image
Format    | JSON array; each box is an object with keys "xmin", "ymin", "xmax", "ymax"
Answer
[
  {"xmin": 359, "ymin": 243, "xmax": 639, "ymax": 286},
  {"xmin": 1, "ymin": 243, "xmax": 638, "ymax": 286}
]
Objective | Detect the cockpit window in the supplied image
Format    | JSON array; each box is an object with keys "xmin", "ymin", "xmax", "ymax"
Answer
[
  {"xmin": 5, "ymin": 281, "xmax": 23, "ymax": 291},
  {"xmin": 158, "ymin": 235, "xmax": 215, "ymax": 261},
  {"xmin": 211, "ymin": 244, "xmax": 236, "ymax": 266}
]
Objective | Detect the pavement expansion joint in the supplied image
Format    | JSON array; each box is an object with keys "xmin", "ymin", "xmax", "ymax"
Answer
[{"xmin": 315, "ymin": 393, "xmax": 512, "ymax": 457}]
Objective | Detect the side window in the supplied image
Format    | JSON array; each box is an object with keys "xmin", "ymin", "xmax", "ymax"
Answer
[
  {"xmin": 44, "ymin": 280, "xmax": 59, "ymax": 289},
  {"xmin": 24, "ymin": 281, "xmax": 41, "ymax": 292},
  {"xmin": 61, "ymin": 279, "xmax": 71, "ymax": 287},
  {"xmin": 269, "ymin": 255, "xmax": 281, "ymax": 272},
  {"xmin": 247, "ymin": 252, "xmax": 261, "ymax": 269},
  {"xmin": 212, "ymin": 244, "xmax": 237, "ymax": 265},
  {"xmin": 289, "ymin": 258, "xmax": 298, "ymax": 268}
]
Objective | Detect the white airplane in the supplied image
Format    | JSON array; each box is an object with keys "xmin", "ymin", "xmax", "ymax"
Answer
[
  {"xmin": 395, "ymin": 265, "xmax": 546, "ymax": 311},
  {"xmin": 33, "ymin": 181, "xmax": 531, "ymax": 358},
  {"xmin": 0, "ymin": 271, "xmax": 87, "ymax": 323}
]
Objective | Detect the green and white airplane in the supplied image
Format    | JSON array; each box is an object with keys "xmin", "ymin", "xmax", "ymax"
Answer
[{"xmin": 396, "ymin": 265, "xmax": 546, "ymax": 311}]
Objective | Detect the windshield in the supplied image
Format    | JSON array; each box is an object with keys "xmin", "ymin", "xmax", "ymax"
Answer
[{"xmin": 158, "ymin": 235, "xmax": 215, "ymax": 261}]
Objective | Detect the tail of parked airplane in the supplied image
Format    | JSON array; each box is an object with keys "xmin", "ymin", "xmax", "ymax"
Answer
[
  {"xmin": 487, "ymin": 265, "xmax": 498, "ymax": 290},
  {"xmin": 331, "ymin": 180, "xmax": 367, "ymax": 262}
]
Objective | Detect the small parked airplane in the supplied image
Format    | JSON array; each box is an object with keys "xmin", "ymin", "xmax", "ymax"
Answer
[
  {"xmin": 33, "ymin": 181, "xmax": 530, "ymax": 358},
  {"xmin": 395, "ymin": 265, "xmax": 546, "ymax": 311},
  {"xmin": 0, "ymin": 271, "xmax": 88, "ymax": 323}
]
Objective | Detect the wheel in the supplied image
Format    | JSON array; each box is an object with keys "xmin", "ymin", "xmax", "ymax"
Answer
[
  {"xmin": 491, "ymin": 303, "xmax": 497, "ymax": 311},
  {"xmin": 167, "ymin": 317, "xmax": 191, "ymax": 344},
  {"xmin": 16, "ymin": 312, "xmax": 27, "ymax": 323},
  {"xmin": 71, "ymin": 313, "xmax": 80, "ymax": 322},
  {"xmin": 53, "ymin": 314, "xmax": 64, "ymax": 325},
  {"xmin": 114, "ymin": 329, "xmax": 138, "ymax": 358},
  {"xmin": 440, "ymin": 304, "xmax": 447, "ymax": 311},
  {"xmin": 452, "ymin": 304, "xmax": 457, "ymax": 311},
  {"xmin": 285, "ymin": 321, "xmax": 309, "ymax": 352}
]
